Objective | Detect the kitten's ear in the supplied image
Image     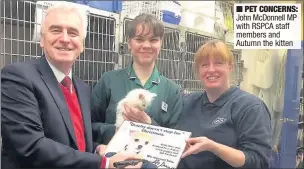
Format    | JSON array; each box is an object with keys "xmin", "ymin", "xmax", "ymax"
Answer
[{"xmin": 139, "ymin": 93, "xmax": 145, "ymax": 100}]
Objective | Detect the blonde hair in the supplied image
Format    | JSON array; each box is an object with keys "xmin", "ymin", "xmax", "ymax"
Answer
[
  {"xmin": 40, "ymin": 3, "xmax": 88, "ymax": 39},
  {"xmin": 194, "ymin": 40, "xmax": 233, "ymax": 76}
]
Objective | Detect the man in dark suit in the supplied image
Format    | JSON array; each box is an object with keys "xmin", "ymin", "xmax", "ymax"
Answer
[{"xmin": 1, "ymin": 3, "xmax": 142, "ymax": 169}]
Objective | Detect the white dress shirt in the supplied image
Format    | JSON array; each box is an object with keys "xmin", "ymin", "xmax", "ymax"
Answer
[{"xmin": 46, "ymin": 58, "xmax": 73, "ymax": 92}]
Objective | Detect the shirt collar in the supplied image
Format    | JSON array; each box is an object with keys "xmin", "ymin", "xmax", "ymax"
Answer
[
  {"xmin": 127, "ymin": 64, "xmax": 160, "ymax": 84},
  {"xmin": 46, "ymin": 57, "xmax": 72, "ymax": 83},
  {"xmin": 202, "ymin": 86, "xmax": 238, "ymax": 107}
]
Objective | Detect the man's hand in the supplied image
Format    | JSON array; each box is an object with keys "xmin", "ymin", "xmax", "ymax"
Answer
[
  {"xmin": 123, "ymin": 105, "xmax": 152, "ymax": 124},
  {"xmin": 109, "ymin": 152, "xmax": 143, "ymax": 168},
  {"xmin": 181, "ymin": 137, "xmax": 216, "ymax": 158}
]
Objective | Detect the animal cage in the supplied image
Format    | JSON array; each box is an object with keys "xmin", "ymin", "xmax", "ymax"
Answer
[
  {"xmin": 122, "ymin": 1, "xmax": 163, "ymax": 20},
  {"xmin": 77, "ymin": 12, "xmax": 118, "ymax": 88},
  {"xmin": 0, "ymin": 0, "xmax": 120, "ymax": 89},
  {"xmin": 0, "ymin": 0, "xmax": 243, "ymax": 92}
]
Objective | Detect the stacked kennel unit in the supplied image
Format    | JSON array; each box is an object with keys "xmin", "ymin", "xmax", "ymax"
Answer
[
  {"xmin": 0, "ymin": 0, "xmax": 243, "ymax": 90},
  {"xmin": 0, "ymin": 1, "xmax": 122, "ymax": 89}
]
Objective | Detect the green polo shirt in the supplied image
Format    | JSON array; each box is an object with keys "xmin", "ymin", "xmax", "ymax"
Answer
[{"xmin": 91, "ymin": 65, "xmax": 183, "ymax": 144}]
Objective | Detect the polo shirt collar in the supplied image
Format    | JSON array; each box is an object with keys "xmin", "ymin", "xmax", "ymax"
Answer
[
  {"xmin": 127, "ymin": 64, "xmax": 160, "ymax": 85},
  {"xmin": 202, "ymin": 86, "xmax": 238, "ymax": 107}
]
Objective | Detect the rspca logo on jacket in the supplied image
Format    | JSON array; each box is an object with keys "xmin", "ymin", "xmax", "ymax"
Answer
[{"xmin": 212, "ymin": 117, "xmax": 226, "ymax": 125}]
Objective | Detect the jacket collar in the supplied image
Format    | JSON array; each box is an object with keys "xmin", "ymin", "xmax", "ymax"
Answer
[{"xmin": 202, "ymin": 86, "xmax": 238, "ymax": 107}]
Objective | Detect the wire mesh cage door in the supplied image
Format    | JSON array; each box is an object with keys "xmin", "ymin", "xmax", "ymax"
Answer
[
  {"xmin": 157, "ymin": 27, "xmax": 182, "ymax": 87},
  {"xmin": 0, "ymin": 0, "xmax": 43, "ymax": 69},
  {"xmin": 0, "ymin": 0, "xmax": 120, "ymax": 89},
  {"xmin": 122, "ymin": 1, "xmax": 163, "ymax": 20},
  {"xmin": 182, "ymin": 32, "xmax": 212, "ymax": 93},
  {"xmin": 75, "ymin": 12, "xmax": 119, "ymax": 89}
]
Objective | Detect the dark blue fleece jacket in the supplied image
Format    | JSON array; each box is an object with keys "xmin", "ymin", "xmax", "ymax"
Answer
[{"xmin": 176, "ymin": 86, "xmax": 272, "ymax": 169}]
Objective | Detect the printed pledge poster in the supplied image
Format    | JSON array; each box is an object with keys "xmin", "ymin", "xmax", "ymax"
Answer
[{"xmin": 105, "ymin": 121, "xmax": 192, "ymax": 169}]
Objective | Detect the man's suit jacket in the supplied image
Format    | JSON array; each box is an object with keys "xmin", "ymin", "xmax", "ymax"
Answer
[{"xmin": 1, "ymin": 56, "xmax": 103, "ymax": 169}]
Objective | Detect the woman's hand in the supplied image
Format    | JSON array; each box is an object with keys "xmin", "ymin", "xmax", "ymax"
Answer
[
  {"xmin": 183, "ymin": 142, "xmax": 191, "ymax": 153},
  {"xmin": 182, "ymin": 137, "xmax": 215, "ymax": 158},
  {"xmin": 123, "ymin": 105, "xmax": 152, "ymax": 124},
  {"xmin": 182, "ymin": 136, "xmax": 246, "ymax": 167}
]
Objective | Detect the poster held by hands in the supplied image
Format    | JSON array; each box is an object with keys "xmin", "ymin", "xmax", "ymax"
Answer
[{"xmin": 105, "ymin": 121, "xmax": 191, "ymax": 169}]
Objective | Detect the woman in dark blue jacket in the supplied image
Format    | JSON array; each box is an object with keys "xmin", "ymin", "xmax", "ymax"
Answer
[{"xmin": 177, "ymin": 40, "xmax": 272, "ymax": 169}]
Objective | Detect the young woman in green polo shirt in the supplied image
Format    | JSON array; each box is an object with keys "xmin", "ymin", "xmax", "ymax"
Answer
[{"xmin": 91, "ymin": 13, "xmax": 183, "ymax": 152}]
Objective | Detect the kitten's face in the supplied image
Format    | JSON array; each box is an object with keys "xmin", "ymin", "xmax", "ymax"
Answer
[{"xmin": 126, "ymin": 89, "xmax": 157, "ymax": 110}]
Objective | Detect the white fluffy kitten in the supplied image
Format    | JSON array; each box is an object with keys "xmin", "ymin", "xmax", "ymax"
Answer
[{"xmin": 115, "ymin": 88, "xmax": 157, "ymax": 128}]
